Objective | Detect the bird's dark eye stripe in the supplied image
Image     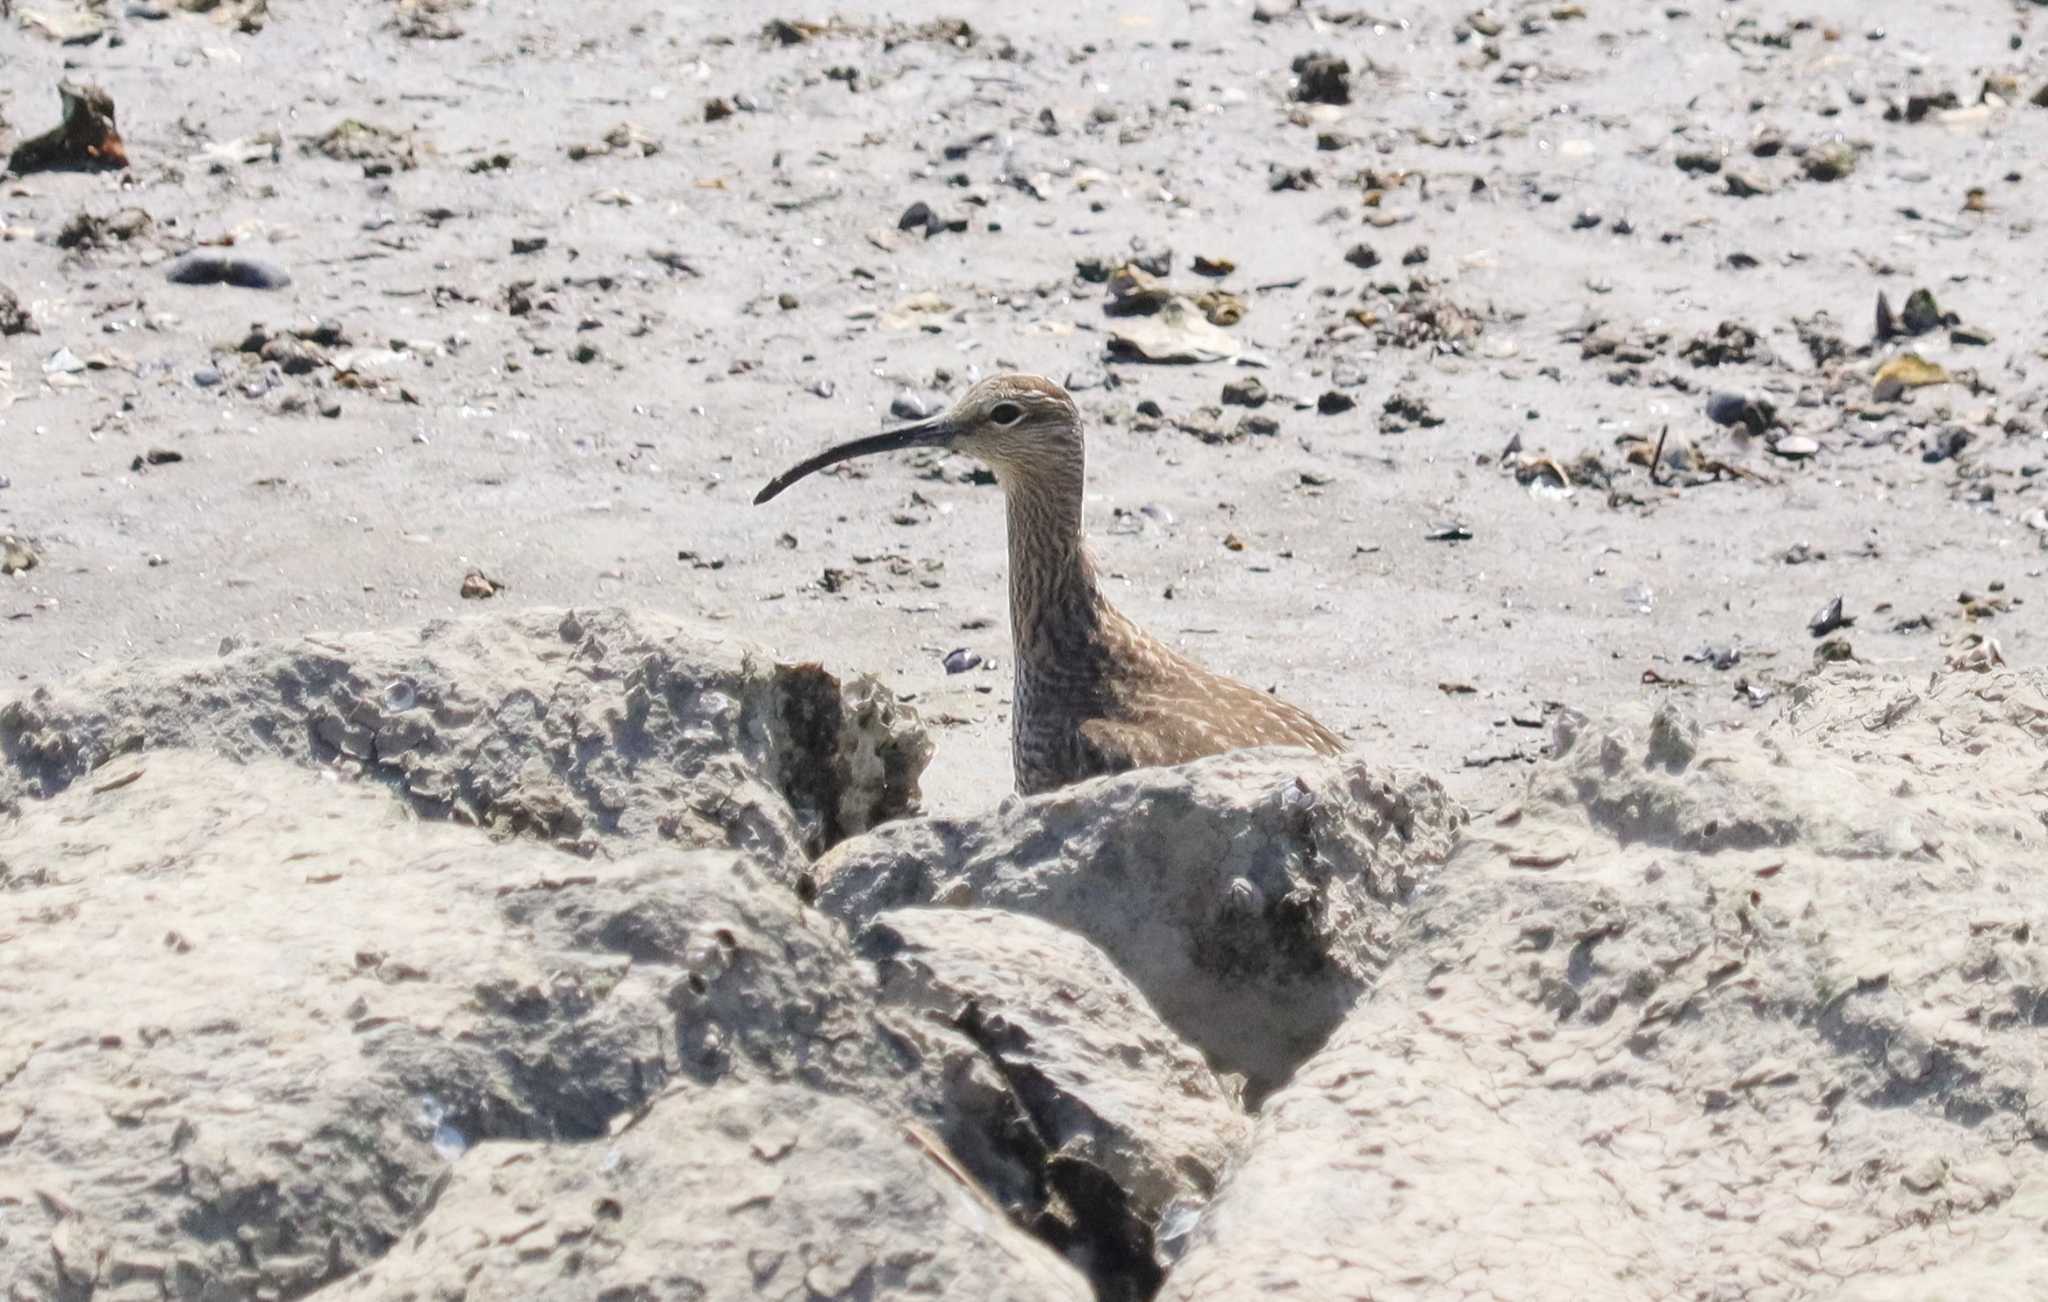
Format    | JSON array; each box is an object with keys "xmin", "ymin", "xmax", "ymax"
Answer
[{"xmin": 990, "ymin": 402, "xmax": 1024, "ymax": 425}]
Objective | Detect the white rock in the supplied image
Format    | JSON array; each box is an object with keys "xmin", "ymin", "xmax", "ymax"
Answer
[
  {"xmin": 817, "ymin": 750, "xmax": 1465, "ymax": 1094},
  {"xmin": 0, "ymin": 605, "xmax": 932, "ymax": 862},
  {"xmin": 1164, "ymin": 669, "xmax": 2048, "ymax": 1300},
  {"xmin": 862, "ymin": 907, "xmax": 1251, "ymax": 1280},
  {"xmin": 325, "ymin": 1083, "xmax": 1091, "ymax": 1301},
  {"xmin": 0, "ymin": 751, "xmax": 961, "ymax": 1299}
]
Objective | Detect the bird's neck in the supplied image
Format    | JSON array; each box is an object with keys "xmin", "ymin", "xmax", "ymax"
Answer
[{"xmin": 1001, "ymin": 466, "xmax": 1105, "ymax": 652}]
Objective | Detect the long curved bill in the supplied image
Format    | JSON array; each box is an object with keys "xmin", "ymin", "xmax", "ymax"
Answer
[{"xmin": 753, "ymin": 416, "xmax": 955, "ymax": 505}]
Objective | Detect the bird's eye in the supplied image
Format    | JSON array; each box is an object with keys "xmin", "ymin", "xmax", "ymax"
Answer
[{"xmin": 989, "ymin": 402, "xmax": 1024, "ymax": 426}]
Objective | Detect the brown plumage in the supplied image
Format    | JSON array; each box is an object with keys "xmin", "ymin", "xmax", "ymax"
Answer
[{"xmin": 756, "ymin": 373, "xmax": 1344, "ymax": 795}]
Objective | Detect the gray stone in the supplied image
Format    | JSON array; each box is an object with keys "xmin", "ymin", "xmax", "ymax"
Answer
[
  {"xmin": 0, "ymin": 751, "xmax": 965, "ymax": 1300},
  {"xmin": 0, "ymin": 605, "xmax": 932, "ymax": 863},
  {"xmin": 862, "ymin": 907, "xmax": 1250, "ymax": 1284},
  {"xmin": 327, "ymin": 1083, "xmax": 1090, "ymax": 1302},
  {"xmin": 816, "ymin": 751, "xmax": 1464, "ymax": 1094},
  {"xmin": 1164, "ymin": 668, "xmax": 2048, "ymax": 1300}
]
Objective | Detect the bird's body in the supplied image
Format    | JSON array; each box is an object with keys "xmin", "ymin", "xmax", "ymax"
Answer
[{"xmin": 757, "ymin": 373, "xmax": 1344, "ymax": 795}]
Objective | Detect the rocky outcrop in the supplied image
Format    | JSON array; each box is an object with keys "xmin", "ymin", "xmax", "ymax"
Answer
[
  {"xmin": 1163, "ymin": 667, "xmax": 2048, "ymax": 1301},
  {"xmin": 0, "ymin": 750, "xmax": 972, "ymax": 1299},
  {"xmin": 327, "ymin": 1083, "xmax": 1090, "ymax": 1302},
  {"xmin": 860, "ymin": 908, "xmax": 1251, "ymax": 1295},
  {"xmin": 0, "ymin": 606, "xmax": 932, "ymax": 863},
  {"xmin": 816, "ymin": 751, "xmax": 1465, "ymax": 1094},
  {"xmin": 7, "ymin": 606, "xmax": 2040, "ymax": 1302}
]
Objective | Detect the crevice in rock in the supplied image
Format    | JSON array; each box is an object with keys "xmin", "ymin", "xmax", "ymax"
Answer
[{"xmin": 954, "ymin": 1000, "xmax": 1166, "ymax": 1302}]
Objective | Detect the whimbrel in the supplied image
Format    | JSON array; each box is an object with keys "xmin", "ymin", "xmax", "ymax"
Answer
[{"xmin": 756, "ymin": 374, "xmax": 1344, "ymax": 795}]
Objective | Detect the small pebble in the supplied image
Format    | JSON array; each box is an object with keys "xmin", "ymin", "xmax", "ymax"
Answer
[
  {"xmin": 942, "ymin": 648, "xmax": 982, "ymax": 674},
  {"xmin": 1705, "ymin": 391, "xmax": 1749, "ymax": 426},
  {"xmin": 1221, "ymin": 377, "xmax": 1267, "ymax": 408},
  {"xmin": 163, "ymin": 251, "xmax": 292, "ymax": 290}
]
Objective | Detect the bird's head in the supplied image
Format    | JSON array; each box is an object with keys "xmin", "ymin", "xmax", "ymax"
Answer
[{"xmin": 754, "ymin": 373, "xmax": 1081, "ymax": 505}]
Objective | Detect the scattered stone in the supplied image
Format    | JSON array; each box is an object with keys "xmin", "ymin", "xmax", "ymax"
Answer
[
  {"xmin": 1900, "ymin": 287, "xmax": 1950, "ymax": 335},
  {"xmin": 1379, "ymin": 391, "xmax": 1442, "ymax": 432},
  {"xmin": 1705, "ymin": 391, "xmax": 1777, "ymax": 435},
  {"xmin": 42, "ymin": 348, "xmax": 86, "ymax": 376},
  {"xmin": 897, "ymin": 199, "xmax": 965, "ymax": 237},
  {"xmin": 1292, "ymin": 52, "xmax": 1351, "ymax": 105},
  {"xmin": 1680, "ymin": 320, "xmax": 1761, "ymax": 367},
  {"xmin": 391, "ymin": 0, "xmax": 467, "ymax": 40},
  {"xmin": 511, "ymin": 235, "xmax": 547, "ymax": 254},
  {"xmin": 1316, "ymin": 390, "xmax": 1356, "ymax": 415},
  {"xmin": 1891, "ymin": 90, "xmax": 1961, "ymax": 123},
  {"xmin": 567, "ymin": 122, "xmax": 660, "ymax": 160},
  {"xmin": 942, "ymin": 647, "xmax": 982, "ymax": 674},
  {"xmin": 1771, "ymin": 434, "xmax": 1820, "ymax": 459},
  {"xmin": 1801, "ymin": 140, "xmax": 1857, "ymax": 181},
  {"xmin": 1268, "ymin": 164, "xmax": 1317, "ymax": 192},
  {"xmin": 2, "ymin": 535, "xmax": 37, "ymax": 575},
  {"xmin": 1808, "ymin": 594, "xmax": 1853, "ymax": 637},
  {"xmin": 704, "ymin": 96, "xmax": 735, "ymax": 122},
  {"xmin": 460, "ymin": 570, "xmax": 501, "ymax": 599},
  {"xmin": 1401, "ymin": 244, "xmax": 1430, "ymax": 265},
  {"xmin": 1221, "ymin": 377, "xmax": 1268, "ymax": 408},
  {"xmin": 1704, "ymin": 391, "xmax": 1747, "ymax": 426},
  {"xmin": 1674, "ymin": 150, "xmax": 1723, "ymax": 175},
  {"xmin": 0, "ymin": 286, "xmax": 30, "ymax": 336},
  {"xmin": 164, "ymin": 251, "xmax": 293, "ymax": 290},
  {"xmin": 308, "ymin": 119, "xmax": 416, "ymax": 173},
  {"xmin": 1723, "ymin": 170, "xmax": 1773, "ymax": 197},
  {"xmin": 1922, "ymin": 428, "xmax": 1971, "ymax": 464},
  {"xmin": 1682, "ymin": 645, "xmax": 1741, "ymax": 670},
  {"xmin": 1343, "ymin": 242, "xmax": 1380, "ymax": 269}
]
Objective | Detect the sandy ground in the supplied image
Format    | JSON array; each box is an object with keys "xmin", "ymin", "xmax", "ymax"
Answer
[{"xmin": 2, "ymin": 0, "xmax": 2040, "ymax": 817}]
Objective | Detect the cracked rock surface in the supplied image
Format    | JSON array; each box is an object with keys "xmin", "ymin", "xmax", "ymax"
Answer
[
  {"xmin": 1164, "ymin": 666, "xmax": 2048, "ymax": 1301},
  {"xmin": 861, "ymin": 907, "xmax": 1252, "ymax": 1295},
  {"xmin": 0, "ymin": 605, "xmax": 930, "ymax": 864},
  {"xmin": 328, "ymin": 1082, "xmax": 1090, "ymax": 1302},
  {"xmin": 0, "ymin": 748, "xmax": 982, "ymax": 1300},
  {"xmin": 816, "ymin": 750, "xmax": 1465, "ymax": 1096}
]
